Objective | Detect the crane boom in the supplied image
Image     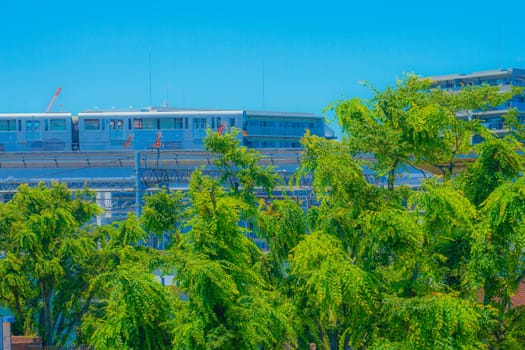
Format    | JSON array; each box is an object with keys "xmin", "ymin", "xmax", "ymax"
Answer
[{"xmin": 46, "ymin": 87, "xmax": 62, "ymax": 113}]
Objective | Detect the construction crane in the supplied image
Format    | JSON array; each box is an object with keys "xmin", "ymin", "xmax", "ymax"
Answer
[{"xmin": 45, "ymin": 87, "xmax": 62, "ymax": 113}]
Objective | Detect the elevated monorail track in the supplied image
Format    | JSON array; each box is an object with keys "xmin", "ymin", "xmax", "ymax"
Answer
[{"xmin": 0, "ymin": 149, "xmax": 305, "ymax": 169}]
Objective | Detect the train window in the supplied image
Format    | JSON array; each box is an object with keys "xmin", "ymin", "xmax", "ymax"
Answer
[
  {"xmin": 200, "ymin": 118, "xmax": 207, "ymax": 129},
  {"xmin": 142, "ymin": 118, "xmax": 157, "ymax": 129},
  {"xmin": 185, "ymin": 118, "xmax": 188, "ymax": 129},
  {"xmin": 175, "ymin": 118, "xmax": 183, "ymax": 129},
  {"xmin": 229, "ymin": 118, "xmax": 235, "ymax": 127},
  {"xmin": 160, "ymin": 118, "xmax": 175, "ymax": 129},
  {"xmin": 50, "ymin": 119, "xmax": 66, "ymax": 131},
  {"xmin": 84, "ymin": 119, "xmax": 100, "ymax": 130},
  {"xmin": 45, "ymin": 120, "xmax": 48, "ymax": 131},
  {"xmin": 211, "ymin": 117, "xmax": 215, "ymax": 129},
  {"xmin": 133, "ymin": 119, "xmax": 143, "ymax": 129},
  {"xmin": 26, "ymin": 120, "xmax": 40, "ymax": 131},
  {"xmin": 0, "ymin": 119, "xmax": 16, "ymax": 131},
  {"xmin": 109, "ymin": 119, "xmax": 124, "ymax": 129},
  {"xmin": 193, "ymin": 119, "xmax": 199, "ymax": 129},
  {"xmin": 217, "ymin": 117, "xmax": 221, "ymax": 127}
]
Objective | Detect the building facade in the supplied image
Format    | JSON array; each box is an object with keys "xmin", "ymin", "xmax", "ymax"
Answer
[{"xmin": 430, "ymin": 68, "xmax": 525, "ymax": 143}]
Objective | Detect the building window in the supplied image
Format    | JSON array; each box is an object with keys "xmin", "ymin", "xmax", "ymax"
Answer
[{"xmin": 84, "ymin": 119, "xmax": 100, "ymax": 130}]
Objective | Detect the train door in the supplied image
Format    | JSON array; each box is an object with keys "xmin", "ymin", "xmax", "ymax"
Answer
[
  {"xmin": 109, "ymin": 118, "xmax": 126, "ymax": 142},
  {"xmin": 25, "ymin": 119, "xmax": 42, "ymax": 142}
]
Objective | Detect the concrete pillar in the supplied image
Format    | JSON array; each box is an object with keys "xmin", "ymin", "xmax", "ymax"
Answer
[{"xmin": 1, "ymin": 316, "xmax": 15, "ymax": 350}]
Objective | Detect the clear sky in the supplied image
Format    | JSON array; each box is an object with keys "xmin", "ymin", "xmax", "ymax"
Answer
[{"xmin": 1, "ymin": 0, "xmax": 524, "ymax": 125}]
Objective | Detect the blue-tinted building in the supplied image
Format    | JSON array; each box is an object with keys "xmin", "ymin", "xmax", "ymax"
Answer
[{"xmin": 430, "ymin": 68, "xmax": 525, "ymax": 143}]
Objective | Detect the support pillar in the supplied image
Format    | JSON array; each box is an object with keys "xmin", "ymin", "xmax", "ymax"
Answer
[{"xmin": 1, "ymin": 316, "xmax": 14, "ymax": 350}]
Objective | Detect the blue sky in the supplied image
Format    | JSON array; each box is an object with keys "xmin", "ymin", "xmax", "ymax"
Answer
[{"xmin": 1, "ymin": 0, "xmax": 524, "ymax": 126}]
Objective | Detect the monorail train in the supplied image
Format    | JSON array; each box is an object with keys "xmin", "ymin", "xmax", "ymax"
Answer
[{"xmin": 0, "ymin": 108, "xmax": 335, "ymax": 152}]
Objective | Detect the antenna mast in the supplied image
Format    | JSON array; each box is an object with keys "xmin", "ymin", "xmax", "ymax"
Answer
[
  {"xmin": 149, "ymin": 53, "xmax": 153, "ymax": 107},
  {"xmin": 262, "ymin": 61, "xmax": 265, "ymax": 110}
]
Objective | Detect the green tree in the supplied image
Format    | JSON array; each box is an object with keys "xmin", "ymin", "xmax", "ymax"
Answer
[
  {"xmin": 204, "ymin": 127, "xmax": 279, "ymax": 207},
  {"xmin": 292, "ymin": 87, "xmax": 516, "ymax": 347},
  {"xmin": 81, "ymin": 216, "xmax": 175, "ymax": 349},
  {"xmin": 140, "ymin": 187, "xmax": 185, "ymax": 248},
  {"xmin": 408, "ymin": 181, "xmax": 478, "ymax": 293},
  {"xmin": 371, "ymin": 293, "xmax": 494, "ymax": 350},
  {"xmin": 469, "ymin": 177, "xmax": 525, "ymax": 313},
  {"xmin": 460, "ymin": 136, "xmax": 523, "ymax": 207},
  {"xmin": 289, "ymin": 232, "xmax": 378, "ymax": 349},
  {"xmin": 170, "ymin": 171, "xmax": 290, "ymax": 349},
  {"xmin": 331, "ymin": 75, "xmax": 521, "ymax": 189},
  {"xmin": 257, "ymin": 198, "xmax": 306, "ymax": 285},
  {"xmin": 0, "ymin": 183, "xmax": 100, "ymax": 345}
]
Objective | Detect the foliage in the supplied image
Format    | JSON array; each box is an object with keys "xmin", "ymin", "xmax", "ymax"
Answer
[
  {"xmin": 372, "ymin": 293, "xmax": 495, "ymax": 350},
  {"xmin": 289, "ymin": 232, "xmax": 378, "ymax": 349},
  {"xmin": 408, "ymin": 181, "xmax": 478, "ymax": 292},
  {"xmin": 469, "ymin": 178, "xmax": 525, "ymax": 313},
  {"xmin": 140, "ymin": 188, "xmax": 185, "ymax": 248},
  {"xmin": 0, "ymin": 183, "xmax": 100, "ymax": 345},
  {"xmin": 170, "ymin": 171, "xmax": 291, "ymax": 349},
  {"xmin": 82, "ymin": 264, "xmax": 176, "ymax": 350},
  {"xmin": 204, "ymin": 127, "xmax": 279, "ymax": 207},
  {"xmin": 3, "ymin": 74, "xmax": 525, "ymax": 349},
  {"xmin": 329, "ymin": 75, "xmax": 521, "ymax": 188},
  {"xmin": 257, "ymin": 198, "xmax": 306, "ymax": 276},
  {"xmin": 460, "ymin": 136, "xmax": 523, "ymax": 207}
]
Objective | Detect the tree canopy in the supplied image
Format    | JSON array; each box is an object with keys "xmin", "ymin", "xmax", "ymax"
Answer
[{"xmin": 1, "ymin": 74, "xmax": 525, "ymax": 349}]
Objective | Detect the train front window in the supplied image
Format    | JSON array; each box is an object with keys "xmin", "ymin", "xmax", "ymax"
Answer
[{"xmin": 84, "ymin": 119, "xmax": 100, "ymax": 130}]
